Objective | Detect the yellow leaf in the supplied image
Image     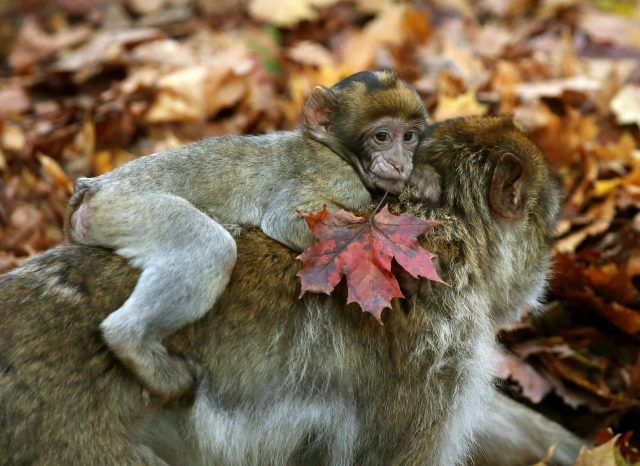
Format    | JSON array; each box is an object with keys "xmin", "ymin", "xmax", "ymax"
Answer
[
  {"xmin": 145, "ymin": 46, "xmax": 250, "ymax": 123},
  {"xmin": 340, "ymin": 4, "xmax": 409, "ymax": 72},
  {"xmin": 593, "ymin": 178, "xmax": 622, "ymax": 197},
  {"xmin": 573, "ymin": 437, "xmax": 617, "ymax": 466},
  {"xmin": 37, "ymin": 153, "xmax": 72, "ymax": 194},
  {"xmin": 249, "ymin": 0, "xmax": 338, "ymax": 28},
  {"xmin": 1, "ymin": 123, "xmax": 26, "ymax": 153},
  {"xmin": 0, "ymin": 149, "xmax": 7, "ymax": 173},
  {"xmin": 530, "ymin": 444, "xmax": 556, "ymax": 466},
  {"xmin": 433, "ymin": 90, "xmax": 488, "ymax": 121}
]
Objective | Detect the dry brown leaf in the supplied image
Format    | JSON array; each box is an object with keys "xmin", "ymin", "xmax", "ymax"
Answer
[
  {"xmin": 574, "ymin": 437, "xmax": 618, "ymax": 466},
  {"xmin": 129, "ymin": 39, "xmax": 196, "ymax": 67},
  {"xmin": 145, "ymin": 46, "xmax": 252, "ymax": 123},
  {"xmin": 93, "ymin": 149, "xmax": 137, "ymax": 175},
  {"xmin": 54, "ymin": 28, "xmax": 164, "ymax": 79},
  {"xmin": 0, "ymin": 150, "xmax": 7, "ymax": 173},
  {"xmin": 431, "ymin": 0, "xmax": 474, "ymax": 16},
  {"xmin": 1, "ymin": 124, "xmax": 27, "ymax": 153},
  {"xmin": 555, "ymin": 196, "xmax": 616, "ymax": 253},
  {"xmin": 439, "ymin": 38, "xmax": 489, "ymax": 87},
  {"xmin": 537, "ymin": 0, "xmax": 581, "ymax": 19},
  {"xmin": 0, "ymin": 86, "xmax": 31, "ymax": 117},
  {"xmin": 355, "ymin": 0, "xmax": 394, "ymax": 15},
  {"xmin": 540, "ymin": 352, "xmax": 618, "ymax": 401},
  {"xmin": 37, "ymin": 153, "xmax": 73, "ymax": 194},
  {"xmin": 566, "ymin": 286, "xmax": 640, "ymax": 335},
  {"xmin": 287, "ymin": 41, "xmax": 335, "ymax": 68},
  {"xmin": 592, "ymin": 133, "xmax": 636, "ymax": 163},
  {"xmin": 512, "ymin": 338, "xmax": 575, "ymax": 359},
  {"xmin": 470, "ymin": 24, "xmax": 512, "ymax": 58},
  {"xmin": 579, "ymin": 58, "xmax": 636, "ymax": 88},
  {"xmin": 579, "ymin": 9, "xmax": 640, "ymax": 48},
  {"xmin": 433, "ymin": 89, "xmax": 488, "ymax": 121},
  {"xmin": 610, "ymin": 85, "xmax": 640, "ymax": 127},
  {"xmin": 125, "ymin": 0, "xmax": 163, "ymax": 15},
  {"xmin": 515, "ymin": 76, "xmax": 601, "ymax": 101},
  {"xmin": 248, "ymin": 0, "xmax": 338, "ymax": 28},
  {"xmin": 340, "ymin": 4, "xmax": 415, "ymax": 72},
  {"xmin": 8, "ymin": 16, "xmax": 91, "ymax": 71},
  {"xmin": 494, "ymin": 350, "xmax": 553, "ymax": 403}
]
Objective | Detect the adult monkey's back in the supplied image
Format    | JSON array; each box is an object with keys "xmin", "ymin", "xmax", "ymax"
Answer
[{"xmin": 0, "ymin": 116, "xmax": 582, "ymax": 465}]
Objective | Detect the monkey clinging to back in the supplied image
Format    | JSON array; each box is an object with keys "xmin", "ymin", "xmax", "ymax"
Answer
[{"xmin": 65, "ymin": 70, "xmax": 440, "ymax": 400}]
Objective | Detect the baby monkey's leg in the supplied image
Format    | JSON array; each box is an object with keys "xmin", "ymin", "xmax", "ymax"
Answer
[{"xmin": 70, "ymin": 189, "xmax": 237, "ymax": 400}]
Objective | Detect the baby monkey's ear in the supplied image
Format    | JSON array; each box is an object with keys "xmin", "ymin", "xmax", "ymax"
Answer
[
  {"xmin": 303, "ymin": 85, "xmax": 339, "ymax": 141},
  {"xmin": 490, "ymin": 152, "xmax": 526, "ymax": 220}
]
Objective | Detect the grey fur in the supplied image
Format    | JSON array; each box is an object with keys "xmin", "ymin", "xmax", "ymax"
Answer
[{"xmin": 65, "ymin": 70, "xmax": 430, "ymax": 399}]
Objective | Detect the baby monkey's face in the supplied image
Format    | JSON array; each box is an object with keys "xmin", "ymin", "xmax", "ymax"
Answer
[{"xmin": 359, "ymin": 116, "xmax": 424, "ymax": 193}]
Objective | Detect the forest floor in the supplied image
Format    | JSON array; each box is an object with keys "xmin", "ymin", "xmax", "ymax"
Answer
[{"xmin": 1, "ymin": 0, "xmax": 639, "ymax": 463}]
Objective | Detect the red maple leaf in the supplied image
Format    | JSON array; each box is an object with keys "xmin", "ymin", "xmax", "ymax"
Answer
[{"xmin": 297, "ymin": 205, "xmax": 445, "ymax": 321}]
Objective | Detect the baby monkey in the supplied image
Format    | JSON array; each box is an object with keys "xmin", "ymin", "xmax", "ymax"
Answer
[{"xmin": 67, "ymin": 70, "xmax": 437, "ymax": 399}]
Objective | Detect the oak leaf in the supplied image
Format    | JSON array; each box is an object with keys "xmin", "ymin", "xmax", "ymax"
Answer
[{"xmin": 297, "ymin": 205, "xmax": 444, "ymax": 321}]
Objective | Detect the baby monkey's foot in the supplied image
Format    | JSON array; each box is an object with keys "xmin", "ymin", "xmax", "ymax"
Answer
[{"xmin": 101, "ymin": 327, "xmax": 199, "ymax": 401}]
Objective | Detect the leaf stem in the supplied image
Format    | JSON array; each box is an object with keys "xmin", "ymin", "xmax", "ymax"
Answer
[{"xmin": 369, "ymin": 191, "xmax": 389, "ymax": 224}]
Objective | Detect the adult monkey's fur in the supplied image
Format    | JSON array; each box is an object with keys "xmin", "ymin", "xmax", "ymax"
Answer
[{"xmin": 0, "ymin": 116, "xmax": 583, "ymax": 465}]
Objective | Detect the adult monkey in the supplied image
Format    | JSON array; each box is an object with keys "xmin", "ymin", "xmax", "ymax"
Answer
[{"xmin": 0, "ymin": 116, "xmax": 582, "ymax": 465}]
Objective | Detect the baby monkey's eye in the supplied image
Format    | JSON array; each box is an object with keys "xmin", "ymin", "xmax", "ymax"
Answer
[
  {"xmin": 375, "ymin": 130, "xmax": 391, "ymax": 143},
  {"xmin": 404, "ymin": 131, "xmax": 418, "ymax": 143}
]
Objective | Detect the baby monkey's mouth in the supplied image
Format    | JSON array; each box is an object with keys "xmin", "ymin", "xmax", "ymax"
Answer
[{"xmin": 370, "ymin": 174, "xmax": 408, "ymax": 194}]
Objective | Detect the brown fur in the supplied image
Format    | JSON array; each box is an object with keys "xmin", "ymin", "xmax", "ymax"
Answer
[{"xmin": 0, "ymin": 116, "xmax": 580, "ymax": 466}]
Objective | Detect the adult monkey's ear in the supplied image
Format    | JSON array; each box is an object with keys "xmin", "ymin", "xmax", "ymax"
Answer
[
  {"xmin": 303, "ymin": 85, "xmax": 339, "ymax": 141},
  {"xmin": 490, "ymin": 152, "xmax": 526, "ymax": 220}
]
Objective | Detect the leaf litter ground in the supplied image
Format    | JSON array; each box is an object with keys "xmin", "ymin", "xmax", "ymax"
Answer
[{"xmin": 1, "ymin": 0, "xmax": 640, "ymax": 462}]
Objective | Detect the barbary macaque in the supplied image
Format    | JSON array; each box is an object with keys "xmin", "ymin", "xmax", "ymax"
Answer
[
  {"xmin": 0, "ymin": 115, "xmax": 583, "ymax": 465},
  {"xmin": 65, "ymin": 70, "xmax": 433, "ymax": 400}
]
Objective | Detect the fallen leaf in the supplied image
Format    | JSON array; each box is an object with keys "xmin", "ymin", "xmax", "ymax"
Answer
[
  {"xmin": 297, "ymin": 205, "xmax": 443, "ymax": 320},
  {"xmin": 0, "ymin": 124, "xmax": 27, "ymax": 154},
  {"xmin": 54, "ymin": 28, "xmax": 164, "ymax": 79},
  {"xmin": 145, "ymin": 46, "xmax": 252, "ymax": 123},
  {"xmin": 340, "ymin": 4, "xmax": 422, "ymax": 72},
  {"xmin": 0, "ymin": 86, "xmax": 31, "ymax": 118},
  {"xmin": 596, "ymin": 429, "xmax": 640, "ymax": 464},
  {"xmin": 515, "ymin": 76, "xmax": 601, "ymax": 101},
  {"xmin": 574, "ymin": 436, "xmax": 618, "ymax": 466},
  {"xmin": 8, "ymin": 16, "xmax": 91, "ymax": 71},
  {"xmin": 540, "ymin": 352, "xmax": 619, "ymax": 401},
  {"xmin": 249, "ymin": 0, "xmax": 338, "ymax": 28},
  {"xmin": 568, "ymin": 288, "xmax": 640, "ymax": 335},
  {"xmin": 355, "ymin": 0, "xmax": 394, "ymax": 14},
  {"xmin": 610, "ymin": 85, "xmax": 640, "ymax": 126},
  {"xmin": 433, "ymin": 89, "xmax": 488, "ymax": 121},
  {"xmin": 554, "ymin": 199, "xmax": 616, "ymax": 254},
  {"xmin": 579, "ymin": 9, "xmax": 640, "ymax": 48},
  {"xmin": 512, "ymin": 337, "xmax": 575, "ymax": 359},
  {"xmin": 469, "ymin": 24, "xmax": 512, "ymax": 58},
  {"xmin": 494, "ymin": 350, "xmax": 553, "ymax": 403},
  {"xmin": 530, "ymin": 444, "xmax": 556, "ymax": 466},
  {"xmin": 439, "ymin": 38, "xmax": 489, "ymax": 87},
  {"xmin": 37, "ymin": 153, "xmax": 73, "ymax": 194},
  {"xmin": 287, "ymin": 41, "xmax": 335, "ymax": 67}
]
